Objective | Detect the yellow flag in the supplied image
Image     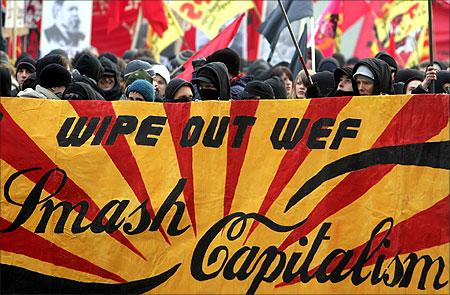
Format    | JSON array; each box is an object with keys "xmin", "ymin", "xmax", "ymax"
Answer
[
  {"xmin": 373, "ymin": 1, "xmax": 428, "ymax": 67},
  {"xmin": 168, "ymin": 0, "xmax": 254, "ymax": 39},
  {"xmin": 147, "ymin": 3, "xmax": 184, "ymax": 62}
]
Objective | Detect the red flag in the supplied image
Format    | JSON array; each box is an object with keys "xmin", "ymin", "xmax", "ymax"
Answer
[
  {"xmin": 247, "ymin": 0, "xmax": 263, "ymax": 61},
  {"xmin": 141, "ymin": 0, "xmax": 168, "ymax": 38},
  {"xmin": 106, "ymin": 1, "xmax": 127, "ymax": 34},
  {"xmin": 177, "ymin": 13, "xmax": 245, "ymax": 81}
]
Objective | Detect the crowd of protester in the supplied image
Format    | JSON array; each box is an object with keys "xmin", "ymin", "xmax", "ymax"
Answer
[{"xmin": 1, "ymin": 46, "xmax": 449, "ymax": 102}]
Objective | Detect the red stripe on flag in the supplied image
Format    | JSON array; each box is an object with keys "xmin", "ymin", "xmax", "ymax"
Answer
[
  {"xmin": 224, "ymin": 100, "xmax": 259, "ymax": 217},
  {"xmin": 245, "ymin": 96, "xmax": 352, "ymax": 242},
  {"xmin": 0, "ymin": 218, "xmax": 126, "ymax": 283},
  {"xmin": 164, "ymin": 102, "xmax": 197, "ymax": 235},
  {"xmin": 0, "ymin": 103, "xmax": 145, "ymax": 260},
  {"xmin": 277, "ymin": 195, "xmax": 449, "ymax": 288},
  {"xmin": 279, "ymin": 94, "xmax": 449, "ymax": 251},
  {"xmin": 69, "ymin": 100, "xmax": 170, "ymax": 245}
]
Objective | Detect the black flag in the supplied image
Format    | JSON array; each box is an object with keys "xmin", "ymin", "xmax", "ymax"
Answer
[
  {"xmin": 258, "ymin": 0, "xmax": 313, "ymax": 48},
  {"xmin": 290, "ymin": 22, "xmax": 308, "ymax": 77}
]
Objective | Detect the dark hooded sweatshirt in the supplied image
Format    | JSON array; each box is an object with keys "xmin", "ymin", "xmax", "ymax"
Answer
[
  {"xmin": 73, "ymin": 54, "xmax": 105, "ymax": 99},
  {"xmin": 99, "ymin": 56, "xmax": 122, "ymax": 101},
  {"xmin": 194, "ymin": 62, "xmax": 231, "ymax": 100},
  {"xmin": 63, "ymin": 81, "xmax": 105, "ymax": 100},
  {"xmin": 352, "ymin": 58, "xmax": 394, "ymax": 96}
]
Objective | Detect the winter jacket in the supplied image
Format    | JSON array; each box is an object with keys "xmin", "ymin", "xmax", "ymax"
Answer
[{"xmin": 17, "ymin": 84, "xmax": 60, "ymax": 99}]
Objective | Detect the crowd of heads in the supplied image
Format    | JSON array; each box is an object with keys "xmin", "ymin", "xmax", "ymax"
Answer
[{"xmin": 1, "ymin": 46, "xmax": 449, "ymax": 102}]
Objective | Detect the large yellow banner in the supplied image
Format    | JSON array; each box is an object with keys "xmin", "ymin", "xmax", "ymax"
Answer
[{"xmin": 0, "ymin": 95, "xmax": 449, "ymax": 294}]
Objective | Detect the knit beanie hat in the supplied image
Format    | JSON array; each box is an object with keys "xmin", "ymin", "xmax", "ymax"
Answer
[
  {"xmin": 74, "ymin": 53, "xmax": 104, "ymax": 82},
  {"xmin": 206, "ymin": 48, "xmax": 240, "ymax": 76},
  {"xmin": 36, "ymin": 54, "xmax": 67, "ymax": 80},
  {"xmin": 241, "ymin": 80, "xmax": 274, "ymax": 99},
  {"xmin": 164, "ymin": 78, "xmax": 195, "ymax": 100},
  {"xmin": 152, "ymin": 64, "xmax": 171, "ymax": 84},
  {"xmin": 176, "ymin": 50, "xmax": 194, "ymax": 65},
  {"xmin": 126, "ymin": 80, "xmax": 155, "ymax": 102},
  {"xmin": 16, "ymin": 56, "xmax": 36, "ymax": 73},
  {"xmin": 39, "ymin": 64, "xmax": 72, "ymax": 89},
  {"xmin": 125, "ymin": 69, "xmax": 153, "ymax": 87},
  {"xmin": 99, "ymin": 52, "xmax": 118, "ymax": 64},
  {"xmin": 124, "ymin": 60, "xmax": 154, "ymax": 77}
]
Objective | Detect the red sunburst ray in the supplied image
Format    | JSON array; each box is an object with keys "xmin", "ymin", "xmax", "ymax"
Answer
[
  {"xmin": 279, "ymin": 94, "xmax": 449, "ymax": 251},
  {"xmin": 0, "ymin": 103, "xmax": 145, "ymax": 260},
  {"xmin": 245, "ymin": 97, "xmax": 353, "ymax": 242},
  {"xmin": 0, "ymin": 217, "xmax": 126, "ymax": 283},
  {"xmin": 224, "ymin": 100, "xmax": 259, "ymax": 217},
  {"xmin": 164, "ymin": 102, "xmax": 197, "ymax": 235},
  {"xmin": 69, "ymin": 100, "xmax": 170, "ymax": 244},
  {"xmin": 277, "ymin": 195, "xmax": 449, "ymax": 288}
]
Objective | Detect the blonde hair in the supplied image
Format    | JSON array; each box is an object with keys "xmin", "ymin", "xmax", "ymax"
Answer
[{"xmin": 289, "ymin": 69, "xmax": 315, "ymax": 98}]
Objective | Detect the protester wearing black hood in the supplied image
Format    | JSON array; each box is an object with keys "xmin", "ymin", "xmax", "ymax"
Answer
[
  {"xmin": 72, "ymin": 53, "xmax": 105, "ymax": 99},
  {"xmin": 332, "ymin": 67, "xmax": 354, "ymax": 97},
  {"xmin": 164, "ymin": 78, "xmax": 195, "ymax": 102},
  {"xmin": 375, "ymin": 52, "xmax": 403, "ymax": 94},
  {"xmin": 352, "ymin": 58, "xmax": 393, "ymax": 96},
  {"xmin": 306, "ymin": 71, "xmax": 336, "ymax": 98},
  {"xmin": 98, "ymin": 56, "xmax": 121, "ymax": 101},
  {"xmin": 206, "ymin": 48, "xmax": 252, "ymax": 100},
  {"xmin": 63, "ymin": 81, "xmax": 105, "ymax": 100},
  {"xmin": 192, "ymin": 62, "xmax": 230, "ymax": 100},
  {"xmin": 18, "ymin": 64, "xmax": 71, "ymax": 99},
  {"xmin": 265, "ymin": 76, "xmax": 287, "ymax": 99},
  {"xmin": 434, "ymin": 70, "xmax": 450, "ymax": 94},
  {"xmin": 241, "ymin": 80, "xmax": 274, "ymax": 99}
]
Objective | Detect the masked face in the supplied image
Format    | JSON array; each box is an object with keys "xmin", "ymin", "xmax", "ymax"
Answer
[{"xmin": 198, "ymin": 81, "xmax": 219, "ymax": 100}]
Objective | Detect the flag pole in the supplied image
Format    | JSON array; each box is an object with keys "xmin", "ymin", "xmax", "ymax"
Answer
[
  {"xmin": 427, "ymin": 0, "xmax": 435, "ymax": 93},
  {"xmin": 276, "ymin": 0, "xmax": 313, "ymax": 84},
  {"xmin": 131, "ymin": 7, "xmax": 143, "ymax": 49},
  {"xmin": 310, "ymin": 16, "xmax": 315, "ymax": 72}
]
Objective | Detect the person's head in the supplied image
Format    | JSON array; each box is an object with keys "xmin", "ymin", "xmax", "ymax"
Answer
[
  {"xmin": 404, "ymin": 78, "xmax": 423, "ymax": 94},
  {"xmin": 334, "ymin": 67, "xmax": 353, "ymax": 92},
  {"xmin": 292, "ymin": 70, "xmax": 314, "ymax": 99},
  {"xmin": 125, "ymin": 69, "xmax": 153, "ymax": 88},
  {"xmin": 352, "ymin": 58, "xmax": 393, "ymax": 96},
  {"xmin": 126, "ymin": 80, "xmax": 155, "ymax": 102},
  {"xmin": 265, "ymin": 76, "xmax": 287, "ymax": 99},
  {"xmin": 151, "ymin": 64, "xmax": 171, "ymax": 99},
  {"xmin": 375, "ymin": 52, "xmax": 398, "ymax": 81},
  {"xmin": 346, "ymin": 57, "xmax": 359, "ymax": 68},
  {"xmin": 36, "ymin": 54, "xmax": 70, "ymax": 80},
  {"xmin": 394, "ymin": 69, "xmax": 424, "ymax": 84},
  {"xmin": 63, "ymin": 81, "xmax": 103, "ymax": 100},
  {"xmin": 271, "ymin": 66, "xmax": 293, "ymax": 94},
  {"xmin": 206, "ymin": 47, "xmax": 241, "ymax": 78},
  {"xmin": 39, "ymin": 64, "xmax": 72, "ymax": 97},
  {"xmin": 164, "ymin": 78, "xmax": 195, "ymax": 102},
  {"xmin": 332, "ymin": 52, "xmax": 346, "ymax": 67},
  {"xmin": 435, "ymin": 70, "xmax": 450, "ymax": 94},
  {"xmin": 241, "ymin": 80, "xmax": 274, "ymax": 99},
  {"xmin": 15, "ymin": 57, "xmax": 36, "ymax": 89},
  {"xmin": 74, "ymin": 53, "xmax": 104, "ymax": 82},
  {"xmin": 53, "ymin": 0, "xmax": 81, "ymax": 33},
  {"xmin": 311, "ymin": 71, "xmax": 335, "ymax": 97},
  {"xmin": 353, "ymin": 65, "xmax": 375, "ymax": 96},
  {"xmin": 193, "ymin": 62, "xmax": 231, "ymax": 100},
  {"xmin": 124, "ymin": 60, "xmax": 154, "ymax": 79},
  {"xmin": 317, "ymin": 57, "xmax": 339, "ymax": 73}
]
